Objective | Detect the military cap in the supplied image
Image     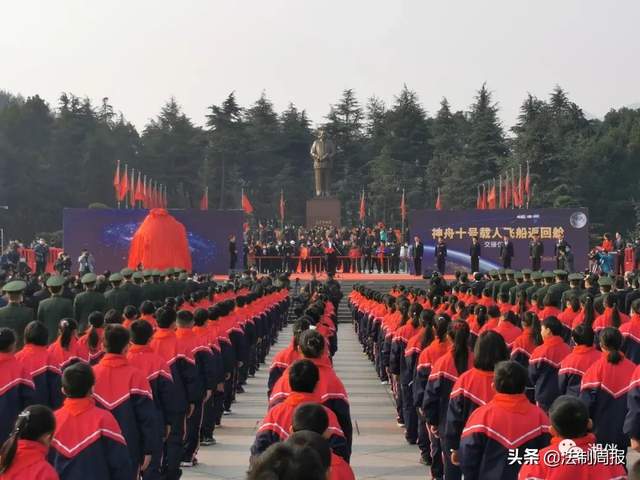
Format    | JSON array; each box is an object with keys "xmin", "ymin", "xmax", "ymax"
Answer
[
  {"xmin": 542, "ymin": 271, "xmax": 555, "ymax": 279},
  {"xmin": 108, "ymin": 273, "xmax": 124, "ymax": 283},
  {"xmin": 81, "ymin": 273, "xmax": 97, "ymax": 284},
  {"xmin": 3, "ymin": 280, "xmax": 26, "ymax": 293},
  {"xmin": 505, "ymin": 269, "xmax": 515, "ymax": 275},
  {"xmin": 514, "ymin": 272, "xmax": 524, "ymax": 280},
  {"xmin": 132, "ymin": 271, "xmax": 144, "ymax": 280},
  {"xmin": 178, "ymin": 272, "xmax": 188, "ymax": 281},
  {"xmin": 521, "ymin": 269, "xmax": 533, "ymax": 275},
  {"xmin": 531, "ymin": 272, "xmax": 543, "ymax": 280},
  {"xmin": 553, "ymin": 269, "xmax": 568, "ymax": 277},
  {"xmin": 120, "ymin": 268, "xmax": 134, "ymax": 277},
  {"xmin": 152, "ymin": 269, "xmax": 162, "ymax": 277},
  {"xmin": 142, "ymin": 269, "xmax": 153, "ymax": 277},
  {"xmin": 165, "ymin": 268, "xmax": 175, "ymax": 275},
  {"xmin": 568, "ymin": 273, "xmax": 584, "ymax": 282},
  {"xmin": 498, "ymin": 269, "xmax": 506, "ymax": 275},
  {"xmin": 598, "ymin": 276, "xmax": 613, "ymax": 287},
  {"xmin": 46, "ymin": 276, "xmax": 65, "ymax": 288},
  {"xmin": 489, "ymin": 270, "xmax": 499, "ymax": 277}
]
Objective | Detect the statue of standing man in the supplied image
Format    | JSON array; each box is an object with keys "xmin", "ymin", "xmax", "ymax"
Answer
[{"xmin": 310, "ymin": 128, "xmax": 336, "ymax": 197}]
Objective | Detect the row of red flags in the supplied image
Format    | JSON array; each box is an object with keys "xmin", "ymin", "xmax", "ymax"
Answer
[
  {"xmin": 476, "ymin": 163, "xmax": 531, "ymax": 210},
  {"xmin": 357, "ymin": 188, "xmax": 442, "ymax": 223},
  {"xmin": 199, "ymin": 187, "xmax": 254, "ymax": 214},
  {"xmin": 113, "ymin": 160, "xmax": 167, "ymax": 209}
]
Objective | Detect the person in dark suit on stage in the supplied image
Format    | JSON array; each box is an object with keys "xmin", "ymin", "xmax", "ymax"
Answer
[
  {"xmin": 435, "ymin": 237, "xmax": 447, "ymax": 275},
  {"xmin": 499, "ymin": 234, "xmax": 514, "ymax": 268},
  {"xmin": 469, "ymin": 236, "xmax": 481, "ymax": 273},
  {"xmin": 413, "ymin": 236, "xmax": 424, "ymax": 276},
  {"xmin": 529, "ymin": 233, "xmax": 544, "ymax": 271},
  {"xmin": 554, "ymin": 233, "xmax": 570, "ymax": 269}
]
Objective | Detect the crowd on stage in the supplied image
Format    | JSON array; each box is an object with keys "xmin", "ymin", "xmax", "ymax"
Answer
[
  {"xmin": 0, "ymin": 265, "xmax": 295, "ymax": 479},
  {"xmin": 350, "ymin": 267, "xmax": 640, "ymax": 479},
  {"xmin": 245, "ymin": 221, "xmax": 419, "ymax": 275}
]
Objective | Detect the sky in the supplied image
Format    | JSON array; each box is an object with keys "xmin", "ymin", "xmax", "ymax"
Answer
[{"xmin": 1, "ymin": 0, "xmax": 639, "ymax": 131}]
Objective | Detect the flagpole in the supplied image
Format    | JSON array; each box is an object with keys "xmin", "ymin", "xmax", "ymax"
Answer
[
  {"xmin": 401, "ymin": 188, "xmax": 405, "ymax": 243},
  {"xmin": 280, "ymin": 189, "xmax": 284, "ymax": 230},
  {"xmin": 526, "ymin": 161, "xmax": 530, "ymax": 208}
]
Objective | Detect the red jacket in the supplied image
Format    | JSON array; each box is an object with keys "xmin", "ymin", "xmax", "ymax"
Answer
[
  {"xmin": 529, "ymin": 336, "xmax": 571, "ymax": 411},
  {"xmin": 518, "ymin": 433, "xmax": 626, "ymax": 479},
  {"xmin": 50, "ymin": 397, "xmax": 133, "ymax": 480},
  {"xmin": 460, "ymin": 393, "xmax": 550, "ymax": 480},
  {"xmin": 47, "ymin": 337, "xmax": 89, "ymax": 370},
  {"xmin": 330, "ymin": 453, "xmax": 355, "ymax": 480},
  {"xmin": 494, "ymin": 321, "xmax": 523, "ymax": 349},
  {"xmin": 0, "ymin": 439, "xmax": 58, "ymax": 480},
  {"xmin": 15, "ymin": 344, "xmax": 62, "ymax": 409},
  {"xmin": 251, "ymin": 391, "xmax": 347, "ymax": 460},
  {"xmin": 510, "ymin": 328, "xmax": 539, "ymax": 368},
  {"xmin": 0, "ymin": 353, "xmax": 35, "ymax": 445},
  {"xmin": 558, "ymin": 345, "xmax": 601, "ymax": 397}
]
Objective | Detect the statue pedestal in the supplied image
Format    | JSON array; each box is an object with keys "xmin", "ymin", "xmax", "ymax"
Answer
[{"xmin": 306, "ymin": 197, "xmax": 341, "ymax": 228}]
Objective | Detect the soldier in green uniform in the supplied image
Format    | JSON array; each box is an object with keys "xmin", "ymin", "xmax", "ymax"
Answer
[
  {"xmin": 164, "ymin": 268, "xmax": 178, "ymax": 299},
  {"xmin": 484, "ymin": 270, "xmax": 498, "ymax": 301},
  {"xmin": 175, "ymin": 270, "xmax": 188, "ymax": 297},
  {"xmin": 104, "ymin": 273, "xmax": 132, "ymax": 315},
  {"xmin": 140, "ymin": 270, "xmax": 156, "ymax": 302},
  {"xmin": 594, "ymin": 276, "xmax": 613, "ymax": 312},
  {"xmin": 150, "ymin": 270, "xmax": 167, "ymax": 302},
  {"xmin": 499, "ymin": 270, "xmax": 517, "ymax": 304},
  {"xmin": 121, "ymin": 268, "xmax": 143, "ymax": 309},
  {"xmin": 533, "ymin": 271, "xmax": 555, "ymax": 305},
  {"xmin": 37, "ymin": 276, "xmax": 73, "ymax": 343},
  {"xmin": 547, "ymin": 270, "xmax": 570, "ymax": 307},
  {"xmin": 0, "ymin": 280, "xmax": 34, "ymax": 347},
  {"xmin": 509, "ymin": 271, "xmax": 528, "ymax": 305},
  {"xmin": 526, "ymin": 271, "xmax": 544, "ymax": 301},
  {"xmin": 492, "ymin": 269, "xmax": 508, "ymax": 301},
  {"xmin": 73, "ymin": 273, "xmax": 107, "ymax": 332},
  {"xmin": 561, "ymin": 273, "xmax": 584, "ymax": 308}
]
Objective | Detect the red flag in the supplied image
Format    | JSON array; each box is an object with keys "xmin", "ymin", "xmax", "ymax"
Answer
[
  {"xmin": 512, "ymin": 170, "xmax": 520, "ymax": 208},
  {"xmin": 129, "ymin": 168, "xmax": 136, "ymax": 208},
  {"xmin": 113, "ymin": 160, "xmax": 121, "ymax": 200},
  {"xmin": 118, "ymin": 164, "xmax": 129, "ymax": 201},
  {"xmin": 242, "ymin": 190, "xmax": 254, "ymax": 214},
  {"xmin": 488, "ymin": 182, "xmax": 496, "ymax": 209},
  {"xmin": 400, "ymin": 189, "xmax": 407, "ymax": 220},
  {"xmin": 435, "ymin": 189, "xmax": 442, "ymax": 210},
  {"xmin": 505, "ymin": 173, "xmax": 511, "ymax": 207},
  {"xmin": 476, "ymin": 186, "xmax": 481, "ymax": 209},
  {"xmin": 525, "ymin": 162, "xmax": 531, "ymax": 206},
  {"xmin": 162, "ymin": 185, "xmax": 167, "ymax": 209},
  {"xmin": 482, "ymin": 184, "xmax": 487, "ymax": 210},
  {"xmin": 134, "ymin": 170, "xmax": 144, "ymax": 202},
  {"xmin": 498, "ymin": 176, "xmax": 504, "ymax": 209},
  {"xmin": 151, "ymin": 182, "xmax": 157, "ymax": 208},
  {"xmin": 359, "ymin": 190, "xmax": 366, "ymax": 222},
  {"xmin": 142, "ymin": 176, "xmax": 148, "ymax": 208},
  {"xmin": 199, "ymin": 187, "xmax": 209, "ymax": 211},
  {"xmin": 279, "ymin": 189, "xmax": 285, "ymax": 222}
]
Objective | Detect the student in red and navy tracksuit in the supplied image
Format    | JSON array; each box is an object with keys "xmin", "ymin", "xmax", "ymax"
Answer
[
  {"xmin": 558, "ymin": 324, "xmax": 600, "ymax": 397},
  {"xmin": 291, "ymin": 403, "xmax": 355, "ymax": 480},
  {"xmin": 149, "ymin": 307, "xmax": 199, "ymax": 480},
  {"xmin": 175, "ymin": 310, "xmax": 209, "ymax": 467},
  {"xmin": 269, "ymin": 330, "xmax": 352, "ymax": 460},
  {"xmin": 15, "ymin": 321, "xmax": 63, "ymax": 410},
  {"xmin": 423, "ymin": 321, "xmax": 473, "ymax": 480},
  {"xmin": 93, "ymin": 325, "xmax": 159, "ymax": 477},
  {"xmin": 0, "ymin": 328, "xmax": 35, "ymax": 446},
  {"xmin": 128, "ymin": 319, "xmax": 181, "ymax": 480},
  {"xmin": 47, "ymin": 320, "xmax": 89, "ymax": 372},
  {"xmin": 207, "ymin": 304, "xmax": 234, "ymax": 424},
  {"xmin": 77, "ymin": 311, "xmax": 105, "ymax": 365},
  {"xmin": 494, "ymin": 311, "xmax": 523, "ymax": 350},
  {"xmin": 251, "ymin": 359, "xmax": 347, "ymax": 461},
  {"xmin": 49, "ymin": 362, "xmax": 133, "ymax": 480},
  {"xmin": 446, "ymin": 331, "xmax": 510, "ymax": 470},
  {"xmin": 621, "ymin": 299, "xmax": 640, "ymax": 364},
  {"xmin": 580, "ymin": 327, "xmax": 635, "ymax": 452},
  {"xmin": 458, "ymin": 361, "xmax": 551, "ymax": 480},
  {"xmin": 528, "ymin": 316, "xmax": 571, "ymax": 411},
  {"xmin": 510, "ymin": 312, "xmax": 542, "ymax": 369},
  {"xmin": 625, "ymin": 361, "xmax": 640, "ymax": 453},
  {"xmin": 519, "ymin": 395, "xmax": 627, "ymax": 480},
  {"xmin": 0, "ymin": 404, "xmax": 58, "ymax": 480},
  {"xmin": 192, "ymin": 308, "xmax": 224, "ymax": 446},
  {"xmin": 267, "ymin": 318, "xmax": 309, "ymax": 398},
  {"xmin": 390, "ymin": 302, "xmax": 422, "ymax": 445}
]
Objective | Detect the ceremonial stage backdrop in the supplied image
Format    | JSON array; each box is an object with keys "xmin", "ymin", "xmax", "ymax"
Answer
[
  {"xmin": 63, "ymin": 208, "xmax": 243, "ymax": 273},
  {"xmin": 409, "ymin": 208, "xmax": 589, "ymax": 273}
]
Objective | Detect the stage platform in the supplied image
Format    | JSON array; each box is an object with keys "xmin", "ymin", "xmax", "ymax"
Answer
[{"xmin": 213, "ymin": 272, "xmax": 427, "ymax": 282}]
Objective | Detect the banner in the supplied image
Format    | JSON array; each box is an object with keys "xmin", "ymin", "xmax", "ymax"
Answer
[
  {"xmin": 63, "ymin": 208, "xmax": 244, "ymax": 274},
  {"xmin": 409, "ymin": 208, "xmax": 589, "ymax": 273}
]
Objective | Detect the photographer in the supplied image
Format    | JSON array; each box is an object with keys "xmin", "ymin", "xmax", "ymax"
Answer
[{"xmin": 77, "ymin": 249, "xmax": 95, "ymax": 275}]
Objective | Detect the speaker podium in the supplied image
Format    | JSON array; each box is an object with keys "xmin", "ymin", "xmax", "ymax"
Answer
[{"xmin": 306, "ymin": 197, "xmax": 341, "ymax": 228}]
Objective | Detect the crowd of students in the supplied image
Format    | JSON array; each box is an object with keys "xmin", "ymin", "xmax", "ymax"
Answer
[
  {"xmin": 246, "ymin": 286, "xmax": 356, "ymax": 480},
  {"xmin": 0, "ymin": 273, "xmax": 290, "ymax": 480},
  {"xmin": 349, "ymin": 268, "xmax": 639, "ymax": 480}
]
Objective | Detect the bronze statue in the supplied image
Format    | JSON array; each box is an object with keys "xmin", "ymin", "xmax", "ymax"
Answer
[{"xmin": 310, "ymin": 129, "xmax": 336, "ymax": 197}]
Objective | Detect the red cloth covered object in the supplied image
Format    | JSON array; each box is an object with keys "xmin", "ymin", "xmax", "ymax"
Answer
[{"xmin": 127, "ymin": 209, "xmax": 192, "ymax": 271}]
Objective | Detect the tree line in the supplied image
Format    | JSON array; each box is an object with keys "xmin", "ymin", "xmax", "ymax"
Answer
[{"xmin": 1, "ymin": 85, "xmax": 639, "ymax": 244}]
